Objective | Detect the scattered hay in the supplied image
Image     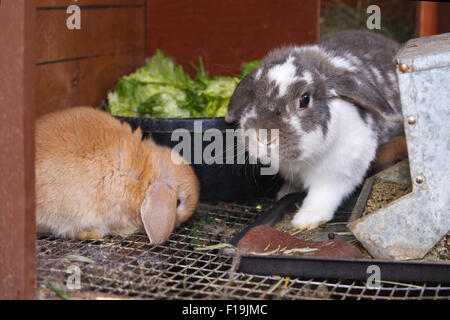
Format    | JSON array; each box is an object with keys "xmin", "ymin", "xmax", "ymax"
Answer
[{"xmin": 362, "ymin": 178, "xmax": 412, "ymax": 216}]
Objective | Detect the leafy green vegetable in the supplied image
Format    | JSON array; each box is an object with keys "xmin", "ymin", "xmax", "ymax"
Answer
[
  {"xmin": 105, "ymin": 50, "xmax": 260, "ymax": 118},
  {"xmin": 138, "ymin": 92, "xmax": 190, "ymax": 118},
  {"xmin": 239, "ymin": 60, "xmax": 261, "ymax": 78}
]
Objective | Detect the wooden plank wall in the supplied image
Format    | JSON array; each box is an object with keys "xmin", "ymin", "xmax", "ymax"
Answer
[
  {"xmin": 0, "ymin": 0, "xmax": 37, "ymax": 299},
  {"xmin": 146, "ymin": 0, "xmax": 320, "ymax": 77},
  {"xmin": 36, "ymin": 0, "xmax": 146, "ymax": 116}
]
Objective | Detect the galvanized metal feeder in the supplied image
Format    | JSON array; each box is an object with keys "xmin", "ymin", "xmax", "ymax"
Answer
[{"xmin": 348, "ymin": 33, "xmax": 450, "ymax": 260}]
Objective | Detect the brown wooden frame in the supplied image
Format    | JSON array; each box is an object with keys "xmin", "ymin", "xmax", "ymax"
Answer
[
  {"xmin": 0, "ymin": 0, "xmax": 37, "ymax": 299},
  {"xmin": 416, "ymin": 1, "xmax": 438, "ymax": 38}
]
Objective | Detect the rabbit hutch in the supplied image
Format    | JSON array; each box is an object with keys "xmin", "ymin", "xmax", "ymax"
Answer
[{"xmin": 0, "ymin": 0, "xmax": 449, "ymax": 301}]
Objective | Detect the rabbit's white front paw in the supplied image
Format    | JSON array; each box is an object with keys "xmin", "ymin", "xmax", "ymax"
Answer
[{"xmin": 291, "ymin": 209, "xmax": 330, "ymax": 230}]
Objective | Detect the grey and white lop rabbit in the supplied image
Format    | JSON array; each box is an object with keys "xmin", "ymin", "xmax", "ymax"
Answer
[{"xmin": 226, "ymin": 30, "xmax": 403, "ymax": 229}]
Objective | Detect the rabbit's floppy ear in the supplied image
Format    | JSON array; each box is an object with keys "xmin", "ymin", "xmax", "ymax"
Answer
[
  {"xmin": 140, "ymin": 181, "xmax": 177, "ymax": 244},
  {"xmin": 329, "ymin": 73, "xmax": 402, "ymax": 123},
  {"xmin": 225, "ymin": 74, "xmax": 255, "ymax": 123}
]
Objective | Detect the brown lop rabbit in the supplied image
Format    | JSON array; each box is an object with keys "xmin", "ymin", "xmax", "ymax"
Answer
[{"xmin": 35, "ymin": 106, "xmax": 199, "ymax": 244}]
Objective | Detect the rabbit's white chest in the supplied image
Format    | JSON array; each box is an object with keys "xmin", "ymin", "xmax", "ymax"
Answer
[{"xmin": 279, "ymin": 98, "xmax": 378, "ymax": 192}]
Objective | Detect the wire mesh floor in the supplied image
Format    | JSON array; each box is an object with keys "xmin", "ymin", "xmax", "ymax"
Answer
[{"xmin": 37, "ymin": 199, "xmax": 450, "ymax": 300}]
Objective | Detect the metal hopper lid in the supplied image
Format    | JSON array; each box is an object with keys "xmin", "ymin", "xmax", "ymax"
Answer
[{"xmin": 396, "ymin": 32, "xmax": 450, "ymax": 72}]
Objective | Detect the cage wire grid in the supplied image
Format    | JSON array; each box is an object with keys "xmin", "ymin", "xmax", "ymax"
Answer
[{"xmin": 37, "ymin": 199, "xmax": 450, "ymax": 300}]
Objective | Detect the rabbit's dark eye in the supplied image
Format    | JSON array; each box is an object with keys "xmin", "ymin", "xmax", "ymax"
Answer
[{"xmin": 299, "ymin": 94, "xmax": 310, "ymax": 109}]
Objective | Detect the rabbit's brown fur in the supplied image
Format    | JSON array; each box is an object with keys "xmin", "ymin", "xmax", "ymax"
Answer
[{"xmin": 36, "ymin": 106, "xmax": 199, "ymax": 243}]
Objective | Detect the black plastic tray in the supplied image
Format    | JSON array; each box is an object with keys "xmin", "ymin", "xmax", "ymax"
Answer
[{"xmin": 227, "ymin": 192, "xmax": 450, "ymax": 283}]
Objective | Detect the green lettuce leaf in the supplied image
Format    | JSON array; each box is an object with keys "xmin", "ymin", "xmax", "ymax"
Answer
[{"xmin": 105, "ymin": 50, "xmax": 260, "ymax": 118}]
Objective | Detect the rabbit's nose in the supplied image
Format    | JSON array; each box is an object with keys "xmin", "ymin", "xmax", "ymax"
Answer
[{"xmin": 256, "ymin": 131, "xmax": 279, "ymax": 146}]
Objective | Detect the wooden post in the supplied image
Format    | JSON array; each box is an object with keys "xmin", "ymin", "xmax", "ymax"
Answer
[
  {"xmin": 0, "ymin": 0, "xmax": 36, "ymax": 299},
  {"xmin": 416, "ymin": 1, "xmax": 438, "ymax": 37}
]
